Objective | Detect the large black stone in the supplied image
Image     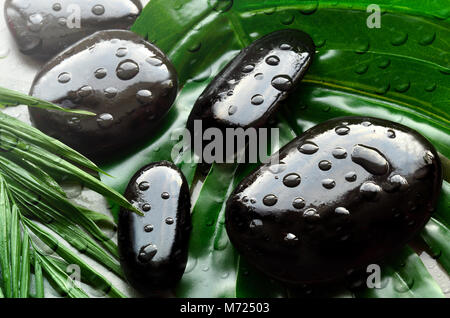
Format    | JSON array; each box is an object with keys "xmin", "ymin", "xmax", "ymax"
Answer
[
  {"xmin": 29, "ymin": 30, "xmax": 178, "ymax": 160},
  {"xmin": 226, "ymin": 117, "xmax": 442, "ymax": 284},
  {"xmin": 118, "ymin": 161, "xmax": 191, "ymax": 296},
  {"xmin": 4, "ymin": 0, "xmax": 142, "ymax": 59}
]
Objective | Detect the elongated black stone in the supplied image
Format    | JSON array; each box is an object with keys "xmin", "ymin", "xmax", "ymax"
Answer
[
  {"xmin": 29, "ymin": 30, "xmax": 178, "ymax": 160},
  {"xmin": 118, "ymin": 161, "xmax": 191, "ymax": 296},
  {"xmin": 186, "ymin": 29, "xmax": 314, "ymax": 159},
  {"xmin": 225, "ymin": 117, "xmax": 442, "ymax": 284},
  {"xmin": 4, "ymin": 0, "xmax": 142, "ymax": 59}
]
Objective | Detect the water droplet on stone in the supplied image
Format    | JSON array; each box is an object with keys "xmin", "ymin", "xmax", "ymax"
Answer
[
  {"xmin": 319, "ymin": 160, "xmax": 332, "ymax": 171},
  {"xmin": 242, "ymin": 64, "xmax": 255, "ymax": 73},
  {"xmin": 335, "ymin": 126, "xmax": 350, "ymax": 135},
  {"xmin": 284, "ymin": 233, "xmax": 298, "ymax": 242},
  {"xmin": 303, "ymin": 208, "xmax": 319, "ymax": 220},
  {"xmin": 116, "ymin": 60, "xmax": 139, "ymax": 80},
  {"xmin": 249, "ymin": 219, "xmax": 263, "ymax": 229},
  {"xmin": 387, "ymin": 129, "xmax": 396, "ymax": 138},
  {"xmin": 53, "ymin": 3, "xmax": 62, "ymax": 11},
  {"xmin": 254, "ymin": 73, "xmax": 264, "ymax": 80},
  {"xmin": 165, "ymin": 217, "xmax": 174, "ymax": 225},
  {"xmin": 298, "ymin": 142, "xmax": 319, "ymax": 154},
  {"xmin": 104, "ymin": 87, "xmax": 118, "ymax": 98},
  {"xmin": 251, "ymin": 94, "xmax": 264, "ymax": 105},
  {"xmin": 138, "ymin": 244, "xmax": 157, "ymax": 263},
  {"xmin": 266, "ymin": 55, "xmax": 280, "ymax": 66},
  {"xmin": 116, "ymin": 47, "xmax": 128, "ymax": 57},
  {"xmin": 94, "ymin": 68, "xmax": 107, "ymax": 79},
  {"xmin": 144, "ymin": 224, "xmax": 154, "ymax": 232},
  {"xmin": 263, "ymin": 194, "xmax": 278, "ymax": 206},
  {"xmin": 96, "ymin": 113, "xmax": 113, "ymax": 128},
  {"xmin": 280, "ymin": 43, "xmax": 292, "ymax": 50},
  {"xmin": 283, "ymin": 173, "xmax": 301, "ymax": 187},
  {"xmin": 161, "ymin": 192, "xmax": 170, "ymax": 199},
  {"xmin": 345, "ymin": 171, "xmax": 357, "ymax": 182},
  {"xmin": 78, "ymin": 85, "xmax": 93, "ymax": 97},
  {"xmin": 28, "ymin": 13, "xmax": 44, "ymax": 32},
  {"xmin": 271, "ymin": 75, "xmax": 293, "ymax": 91},
  {"xmin": 58, "ymin": 72, "xmax": 71, "ymax": 83},
  {"xmin": 146, "ymin": 56, "xmax": 163, "ymax": 66},
  {"xmin": 335, "ymin": 207, "xmax": 350, "ymax": 215},
  {"xmin": 92, "ymin": 5, "xmax": 105, "ymax": 16},
  {"xmin": 228, "ymin": 105, "xmax": 237, "ymax": 115},
  {"xmin": 322, "ymin": 179, "xmax": 336, "ymax": 189},
  {"xmin": 332, "ymin": 147, "xmax": 347, "ymax": 159},
  {"xmin": 139, "ymin": 181, "xmax": 150, "ymax": 191},
  {"xmin": 142, "ymin": 203, "xmax": 151, "ymax": 212},
  {"xmin": 360, "ymin": 182, "xmax": 382, "ymax": 200},
  {"xmin": 292, "ymin": 198, "xmax": 305, "ymax": 209},
  {"xmin": 351, "ymin": 144, "xmax": 389, "ymax": 175},
  {"xmin": 136, "ymin": 90, "xmax": 153, "ymax": 104}
]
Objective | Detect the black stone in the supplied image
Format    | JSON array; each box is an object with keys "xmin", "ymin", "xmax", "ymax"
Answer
[
  {"xmin": 118, "ymin": 161, "xmax": 191, "ymax": 296},
  {"xmin": 4, "ymin": 0, "xmax": 142, "ymax": 59},
  {"xmin": 225, "ymin": 117, "xmax": 442, "ymax": 284},
  {"xmin": 29, "ymin": 30, "xmax": 178, "ymax": 160},
  {"xmin": 186, "ymin": 29, "xmax": 314, "ymax": 158}
]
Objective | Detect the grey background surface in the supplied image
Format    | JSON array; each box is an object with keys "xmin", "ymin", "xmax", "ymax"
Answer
[{"xmin": 0, "ymin": 0, "xmax": 448, "ymax": 298}]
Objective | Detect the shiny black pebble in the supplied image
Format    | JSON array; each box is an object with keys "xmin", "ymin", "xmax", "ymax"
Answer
[
  {"xmin": 225, "ymin": 117, "xmax": 442, "ymax": 284},
  {"xmin": 187, "ymin": 29, "xmax": 314, "ymax": 156},
  {"xmin": 4, "ymin": 0, "xmax": 142, "ymax": 59},
  {"xmin": 29, "ymin": 30, "xmax": 178, "ymax": 160},
  {"xmin": 118, "ymin": 161, "xmax": 191, "ymax": 296}
]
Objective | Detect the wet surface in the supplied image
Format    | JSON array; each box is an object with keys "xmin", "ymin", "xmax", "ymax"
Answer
[
  {"xmin": 226, "ymin": 117, "xmax": 443, "ymax": 284},
  {"xmin": 118, "ymin": 161, "xmax": 191, "ymax": 296}
]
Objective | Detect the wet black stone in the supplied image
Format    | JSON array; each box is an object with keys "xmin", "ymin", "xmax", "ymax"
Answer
[
  {"xmin": 29, "ymin": 30, "xmax": 178, "ymax": 160},
  {"xmin": 225, "ymin": 117, "xmax": 442, "ymax": 284},
  {"xmin": 186, "ymin": 29, "xmax": 315, "ymax": 159},
  {"xmin": 4, "ymin": 0, "xmax": 142, "ymax": 59},
  {"xmin": 118, "ymin": 161, "xmax": 191, "ymax": 296}
]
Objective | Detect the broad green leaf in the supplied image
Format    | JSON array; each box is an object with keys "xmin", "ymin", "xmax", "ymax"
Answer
[{"xmin": 97, "ymin": 0, "xmax": 450, "ymax": 297}]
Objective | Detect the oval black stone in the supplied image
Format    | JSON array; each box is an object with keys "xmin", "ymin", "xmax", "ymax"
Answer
[
  {"xmin": 186, "ymin": 29, "xmax": 315, "ymax": 159},
  {"xmin": 118, "ymin": 161, "xmax": 191, "ymax": 296},
  {"xmin": 4, "ymin": 0, "xmax": 142, "ymax": 59},
  {"xmin": 29, "ymin": 30, "xmax": 178, "ymax": 160},
  {"xmin": 225, "ymin": 117, "xmax": 442, "ymax": 284}
]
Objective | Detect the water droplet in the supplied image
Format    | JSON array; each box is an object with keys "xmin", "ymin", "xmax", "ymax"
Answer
[
  {"xmin": 58, "ymin": 72, "xmax": 71, "ymax": 84},
  {"xmin": 332, "ymin": 147, "xmax": 347, "ymax": 159},
  {"xmin": 322, "ymin": 179, "xmax": 336, "ymax": 189},
  {"xmin": 242, "ymin": 64, "xmax": 255, "ymax": 73},
  {"xmin": 142, "ymin": 203, "xmax": 151, "ymax": 212},
  {"xmin": 384, "ymin": 174, "xmax": 408, "ymax": 193},
  {"xmin": 360, "ymin": 182, "xmax": 382, "ymax": 200},
  {"xmin": 166, "ymin": 217, "xmax": 174, "ymax": 225},
  {"xmin": 319, "ymin": 160, "xmax": 332, "ymax": 171},
  {"xmin": 355, "ymin": 64, "xmax": 369, "ymax": 74},
  {"xmin": 52, "ymin": 3, "xmax": 62, "ymax": 11},
  {"xmin": 202, "ymin": 265, "xmax": 209, "ymax": 272},
  {"xmin": 354, "ymin": 37, "xmax": 370, "ymax": 54},
  {"xmin": 280, "ymin": 43, "xmax": 292, "ymax": 50},
  {"xmin": 104, "ymin": 87, "xmax": 118, "ymax": 98},
  {"xmin": 78, "ymin": 85, "xmax": 93, "ymax": 97},
  {"xmin": 292, "ymin": 198, "xmax": 305, "ymax": 209},
  {"xmin": 344, "ymin": 172, "xmax": 357, "ymax": 182},
  {"xmin": 254, "ymin": 73, "xmax": 264, "ymax": 80},
  {"xmin": 67, "ymin": 117, "xmax": 80, "ymax": 127},
  {"xmin": 266, "ymin": 55, "xmax": 280, "ymax": 66},
  {"xmin": 351, "ymin": 144, "xmax": 389, "ymax": 175},
  {"xmin": 146, "ymin": 56, "xmax": 163, "ymax": 66},
  {"xmin": 144, "ymin": 224, "xmax": 154, "ymax": 232},
  {"xmin": 424, "ymin": 83, "xmax": 437, "ymax": 92},
  {"xmin": 303, "ymin": 208, "xmax": 320, "ymax": 220},
  {"xmin": 419, "ymin": 32, "xmax": 436, "ymax": 46},
  {"xmin": 139, "ymin": 181, "xmax": 150, "ymax": 191},
  {"xmin": 116, "ymin": 60, "xmax": 139, "ymax": 80},
  {"xmin": 390, "ymin": 32, "xmax": 408, "ymax": 46},
  {"xmin": 394, "ymin": 80, "xmax": 410, "ymax": 93},
  {"xmin": 263, "ymin": 194, "xmax": 278, "ymax": 206},
  {"xmin": 335, "ymin": 126, "xmax": 350, "ymax": 135},
  {"xmin": 298, "ymin": 142, "xmax": 319, "ymax": 154},
  {"xmin": 228, "ymin": 105, "xmax": 237, "ymax": 115},
  {"xmin": 387, "ymin": 129, "xmax": 396, "ymax": 138},
  {"xmin": 271, "ymin": 75, "xmax": 293, "ymax": 91},
  {"xmin": 116, "ymin": 47, "xmax": 128, "ymax": 57},
  {"xmin": 138, "ymin": 244, "xmax": 157, "ymax": 263},
  {"xmin": 136, "ymin": 90, "xmax": 153, "ymax": 104},
  {"xmin": 280, "ymin": 13, "xmax": 295, "ymax": 25},
  {"xmin": 161, "ymin": 192, "xmax": 170, "ymax": 200},
  {"xmin": 335, "ymin": 207, "xmax": 350, "ymax": 215},
  {"xmin": 299, "ymin": 1, "xmax": 318, "ymax": 14},
  {"xmin": 283, "ymin": 173, "xmax": 301, "ymax": 187},
  {"xmin": 94, "ymin": 68, "xmax": 107, "ymax": 79},
  {"xmin": 251, "ymin": 94, "xmax": 264, "ymax": 105},
  {"xmin": 28, "ymin": 13, "xmax": 44, "ymax": 32},
  {"xmin": 188, "ymin": 42, "xmax": 201, "ymax": 52},
  {"xmin": 268, "ymin": 162, "xmax": 287, "ymax": 174},
  {"xmin": 92, "ymin": 4, "xmax": 105, "ymax": 15},
  {"xmin": 96, "ymin": 113, "xmax": 113, "ymax": 128},
  {"xmin": 378, "ymin": 59, "xmax": 391, "ymax": 69}
]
